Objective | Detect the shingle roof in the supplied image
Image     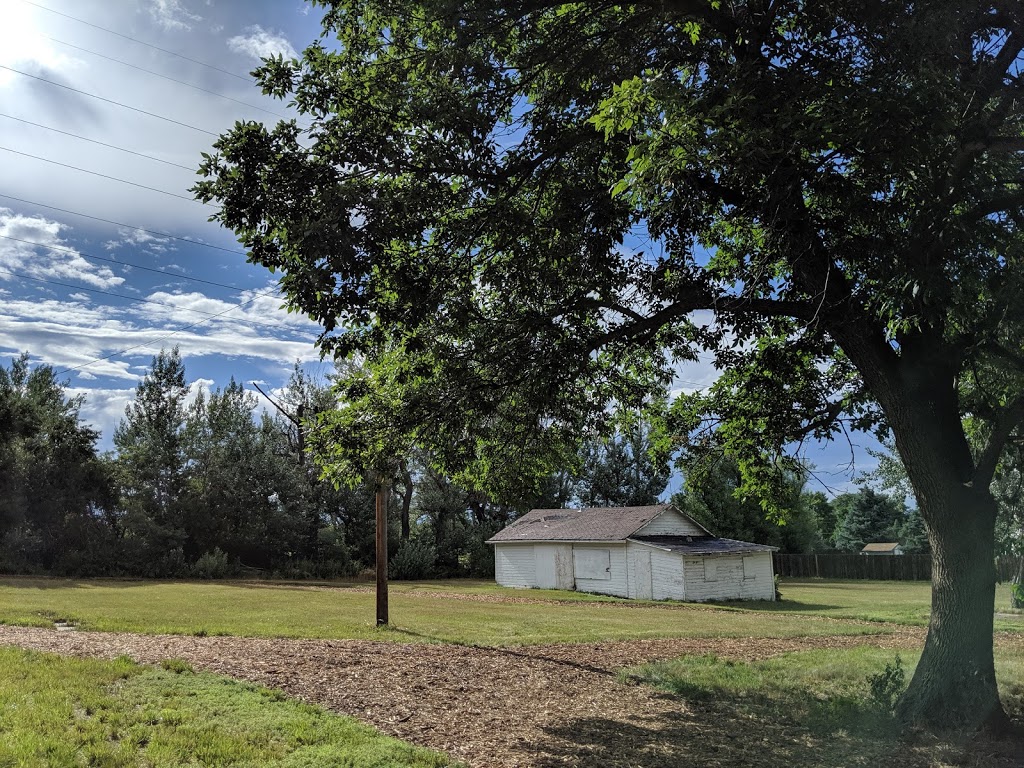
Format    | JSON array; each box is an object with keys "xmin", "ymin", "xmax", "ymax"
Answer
[
  {"xmin": 630, "ymin": 535, "xmax": 778, "ymax": 555},
  {"xmin": 486, "ymin": 504, "xmax": 676, "ymax": 543},
  {"xmin": 861, "ymin": 542, "xmax": 902, "ymax": 552}
]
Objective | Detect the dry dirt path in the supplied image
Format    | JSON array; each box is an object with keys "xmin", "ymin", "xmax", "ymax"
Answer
[{"xmin": 1, "ymin": 624, "xmax": 1021, "ymax": 767}]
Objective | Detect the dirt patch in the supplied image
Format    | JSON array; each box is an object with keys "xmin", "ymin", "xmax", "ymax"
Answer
[{"xmin": 1, "ymin": 624, "xmax": 1021, "ymax": 766}]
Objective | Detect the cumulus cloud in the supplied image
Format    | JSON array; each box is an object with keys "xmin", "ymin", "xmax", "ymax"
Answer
[
  {"xmin": 105, "ymin": 227, "xmax": 176, "ymax": 255},
  {"xmin": 0, "ymin": 209, "xmax": 125, "ymax": 289},
  {"xmin": 228, "ymin": 25, "xmax": 298, "ymax": 61},
  {"xmin": 148, "ymin": 0, "xmax": 202, "ymax": 31}
]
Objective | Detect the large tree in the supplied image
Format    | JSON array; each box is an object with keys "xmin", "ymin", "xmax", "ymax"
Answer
[{"xmin": 196, "ymin": 0, "xmax": 1024, "ymax": 729}]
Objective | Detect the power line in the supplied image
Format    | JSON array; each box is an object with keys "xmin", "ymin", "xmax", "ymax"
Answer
[
  {"xmin": 0, "ymin": 266, "xmax": 308, "ymax": 334},
  {"xmin": 17, "ymin": 0, "xmax": 254, "ymax": 83},
  {"xmin": 0, "ymin": 145, "xmax": 213, "ymax": 205},
  {"xmin": 0, "ymin": 64, "xmax": 220, "ymax": 137},
  {"xmin": 39, "ymin": 34, "xmax": 295, "ymax": 122},
  {"xmin": 0, "ymin": 113, "xmax": 196, "ymax": 171},
  {"xmin": 0, "ymin": 233, "xmax": 276, "ymax": 299},
  {"xmin": 0, "ymin": 193, "xmax": 245, "ymax": 256}
]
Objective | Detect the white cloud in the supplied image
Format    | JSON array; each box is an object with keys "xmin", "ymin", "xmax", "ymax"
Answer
[
  {"xmin": 0, "ymin": 209, "xmax": 125, "ymax": 289},
  {"xmin": 148, "ymin": 0, "xmax": 203, "ymax": 31},
  {"xmin": 228, "ymin": 25, "xmax": 298, "ymax": 61},
  {"xmin": 105, "ymin": 227, "xmax": 176, "ymax": 255}
]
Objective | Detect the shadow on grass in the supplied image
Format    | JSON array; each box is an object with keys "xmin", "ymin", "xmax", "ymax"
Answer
[
  {"xmin": 528, "ymin": 686, "xmax": 1022, "ymax": 768},
  {"xmin": 709, "ymin": 599, "xmax": 845, "ymax": 613}
]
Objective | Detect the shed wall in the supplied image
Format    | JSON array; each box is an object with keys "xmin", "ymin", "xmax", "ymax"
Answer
[
  {"xmin": 683, "ymin": 552, "xmax": 775, "ymax": 601},
  {"xmin": 572, "ymin": 543, "xmax": 629, "ymax": 597},
  {"xmin": 634, "ymin": 510, "xmax": 707, "ymax": 537},
  {"xmin": 494, "ymin": 544, "xmax": 537, "ymax": 588}
]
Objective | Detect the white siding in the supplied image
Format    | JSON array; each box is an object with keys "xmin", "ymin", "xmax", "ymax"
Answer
[
  {"xmin": 494, "ymin": 544, "xmax": 536, "ymax": 588},
  {"xmin": 683, "ymin": 552, "xmax": 775, "ymax": 601},
  {"xmin": 650, "ymin": 549, "xmax": 687, "ymax": 600},
  {"xmin": 634, "ymin": 509, "xmax": 707, "ymax": 537},
  {"xmin": 626, "ymin": 541, "xmax": 687, "ymax": 600},
  {"xmin": 534, "ymin": 543, "xmax": 574, "ymax": 590},
  {"xmin": 573, "ymin": 543, "xmax": 628, "ymax": 597}
]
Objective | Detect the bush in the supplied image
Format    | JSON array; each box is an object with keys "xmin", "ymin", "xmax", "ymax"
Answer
[
  {"xmin": 389, "ymin": 539, "xmax": 436, "ymax": 580},
  {"xmin": 1011, "ymin": 581, "xmax": 1024, "ymax": 610},
  {"xmin": 192, "ymin": 548, "xmax": 232, "ymax": 579},
  {"xmin": 867, "ymin": 655, "xmax": 906, "ymax": 711}
]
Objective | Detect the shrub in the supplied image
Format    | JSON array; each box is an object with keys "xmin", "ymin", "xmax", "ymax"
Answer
[
  {"xmin": 192, "ymin": 548, "xmax": 232, "ymax": 579},
  {"xmin": 389, "ymin": 539, "xmax": 436, "ymax": 580},
  {"xmin": 1011, "ymin": 581, "xmax": 1024, "ymax": 610},
  {"xmin": 867, "ymin": 655, "xmax": 906, "ymax": 711}
]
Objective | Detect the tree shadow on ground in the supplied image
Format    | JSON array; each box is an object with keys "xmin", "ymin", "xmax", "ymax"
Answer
[{"xmin": 528, "ymin": 689, "xmax": 1024, "ymax": 768}]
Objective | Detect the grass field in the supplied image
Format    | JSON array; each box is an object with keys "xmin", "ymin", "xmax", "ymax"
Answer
[
  {"xmin": 0, "ymin": 646, "xmax": 452, "ymax": 768},
  {"xmin": 0, "ymin": 577, "xmax": 1018, "ymax": 644}
]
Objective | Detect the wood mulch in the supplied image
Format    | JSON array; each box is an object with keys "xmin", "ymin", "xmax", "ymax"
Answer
[{"xmin": 1, "ymin": 623, "xmax": 1022, "ymax": 767}]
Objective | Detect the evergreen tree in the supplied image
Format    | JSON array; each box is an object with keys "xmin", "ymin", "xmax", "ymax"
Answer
[{"xmin": 832, "ymin": 489, "xmax": 904, "ymax": 553}]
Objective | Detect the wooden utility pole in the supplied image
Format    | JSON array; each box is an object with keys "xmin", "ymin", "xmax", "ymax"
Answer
[{"xmin": 375, "ymin": 477, "xmax": 389, "ymax": 626}]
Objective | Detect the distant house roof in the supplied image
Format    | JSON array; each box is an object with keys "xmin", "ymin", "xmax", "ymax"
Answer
[
  {"xmin": 630, "ymin": 535, "xmax": 778, "ymax": 555},
  {"xmin": 861, "ymin": 542, "xmax": 902, "ymax": 553},
  {"xmin": 487, "ymin": 504, "xmax": 702, "ymax": 543}
]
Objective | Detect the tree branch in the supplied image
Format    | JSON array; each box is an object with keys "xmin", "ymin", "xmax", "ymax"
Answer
[{"xmin": 975, "ymin": 394, "xmax": 1024, "ymax": 488}]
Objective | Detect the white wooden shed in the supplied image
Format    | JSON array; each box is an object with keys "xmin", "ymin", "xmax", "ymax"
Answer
[{"xmin": 486, "ymin": 504, "xmax": 777, "ymax": 601}]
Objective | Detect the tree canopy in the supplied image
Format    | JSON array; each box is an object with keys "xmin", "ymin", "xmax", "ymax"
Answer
[{"xmin": 195, "ymin": 0, "xmax": 1024, "ymax": 730}]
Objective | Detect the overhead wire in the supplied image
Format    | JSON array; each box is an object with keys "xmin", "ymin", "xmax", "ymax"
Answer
[
  {"xmin": 0, "ymin": 145, "xmax": 214, "ymax": 206},
  {"xmin": 0, "ymin": 233, "xmax": 276, "ymax": 298},
  {"xmin": 37, "ymin": 34, "xmax": 295, "ymax": 122},
  {"xmin": 0, "ymin": 113, "xmax": 196, "ymax": 171},
  {"xmin": 0, "ymin": 64, "xmax": 221, "ymax": 137},
  {"xmin": 4, "ymin": 1, "xmax": 321, "ymax": 378},
  {"xmin": 16, "ymin": 0, "xmax": 254, "ymax": 83},
  {"xmin": 0, "ymin": 194, "xmax": 245, "ymax": 256}
]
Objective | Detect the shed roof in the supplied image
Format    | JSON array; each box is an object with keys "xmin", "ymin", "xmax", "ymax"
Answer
[
  {"xmin": 486, "ymin": 504, "xmax": 679, "ymax": 543},
  {"xmin": 630, "ymin": 535, "xmax": 778, "ymax": 555},
  {"xmin": 861, "ymin": 542, "xmax": 902, "ymax": 553}
]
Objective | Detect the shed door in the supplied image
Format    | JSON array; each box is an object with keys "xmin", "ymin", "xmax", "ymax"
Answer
[
  {"xmin": 634, "ymin": 550, "xmax": 653, "ymax": 600},
  {"xmin": 535, "ymin": 546, "xmax": 557, "ymax": 588}
]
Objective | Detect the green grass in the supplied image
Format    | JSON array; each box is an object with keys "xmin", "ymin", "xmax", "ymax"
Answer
[
  {"xmin": 0, "ymin": 576, "xmax": 1018, "ymax": 645},
  {"xmin": 725, "ymin": 578, "xmax": 1022, "ymax": 630},
  {"xmin": 0, "ymin": 577, "xmax": 891, "ymax": 645},
  {"xmin": 0, "ymin": 646, "xmax": 453, "ymax": 768}
]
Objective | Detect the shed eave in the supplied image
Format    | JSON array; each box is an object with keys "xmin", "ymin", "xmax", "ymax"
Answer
[{"xmin": 486, "ymin": 538, "xmax": 629, "ymax": 545}]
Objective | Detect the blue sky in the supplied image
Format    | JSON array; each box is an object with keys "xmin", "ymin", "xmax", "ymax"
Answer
[{"xmin": 0, "ymin": 0, "xmax": 878, "ymax": 493}]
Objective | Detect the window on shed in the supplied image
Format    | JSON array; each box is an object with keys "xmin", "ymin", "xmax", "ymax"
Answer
[
  {"xmin": 742, "ymin": 555, "xmax": 757, "ymax": 580},
  {"xmin": 573, "ymin": 548, "xmax": 611, "ymax": 580},
  {"xmin": 703, "ymin": 559, "xmax": 718, "ymax": 582}
]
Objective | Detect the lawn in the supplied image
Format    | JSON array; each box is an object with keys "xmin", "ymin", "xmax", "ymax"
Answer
[
  {"xmin": 0, "ymin": 577, "xmax": 895, "ymax": 645},
  {"xmin": 727, "ymin": 578, "xmax": 1022, "ymax": 630},
  {"xmin": 0, "ymin": 576, "xmax": 1018, "ymax": 644},
  {"xmin": 0, "ymin": 646, "xmax": 452, "ymax": 768}
]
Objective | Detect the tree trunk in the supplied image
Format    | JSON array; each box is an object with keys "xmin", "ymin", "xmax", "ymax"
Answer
[
  {"xmin": 896, "ymin": 481, "xmax": 1007, "ymax": 732},
  {"xmin": 398, "ymin": 459, "xmax": 412, "ymax": 541},
  {"xmin": 1012, "ymin": 555, "xmax": 1024, "ymax": 610}
]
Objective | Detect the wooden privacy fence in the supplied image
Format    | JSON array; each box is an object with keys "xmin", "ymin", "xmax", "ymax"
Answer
[{"xmin": 773, "ymin": 553, "xmax": 1020, "ymax": 581}]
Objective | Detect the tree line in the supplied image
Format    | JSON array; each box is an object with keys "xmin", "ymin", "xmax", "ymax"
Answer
[{"xmin": 0, "ymin": 348, "xmax": 970, "ymax": 580}]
